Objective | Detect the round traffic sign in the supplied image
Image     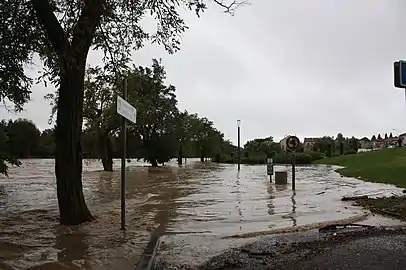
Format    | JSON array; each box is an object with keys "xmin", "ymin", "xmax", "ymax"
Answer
[{"xmin": 286, "ymin": 136, "xmax": 300, "ymax": 151}]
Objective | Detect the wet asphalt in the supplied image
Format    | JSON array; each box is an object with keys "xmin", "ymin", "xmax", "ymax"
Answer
[{"xmin": 154, "ymin": 227, "xmax": 406, "ymax": 270}]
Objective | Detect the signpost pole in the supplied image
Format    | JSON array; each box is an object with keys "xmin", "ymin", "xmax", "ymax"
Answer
[
  {"xmin": 120, "ymin": 78, "xmax": 128, "ymax": 231},
  {"xmin": 286, "ymin": 135, "xmax": 299, "ymax": 191},
  {"xmin": 404, "ymin": 88, "xmax": 406, "ymax": 108},
  {"xmin": 237, "ymin": 120, "xmax": 241, "ymax": 171},
  {"xmin": 292, "ymin": 152, "xmax": 296, "ymax": 191}
]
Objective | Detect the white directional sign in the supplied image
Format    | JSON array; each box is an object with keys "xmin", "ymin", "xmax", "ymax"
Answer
[{"xmin": 117, "ymin": 96, "xmax": 137, "ymax": 123}]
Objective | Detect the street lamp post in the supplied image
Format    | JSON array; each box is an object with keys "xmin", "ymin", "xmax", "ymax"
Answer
[{"xmin": 237, "ymin": 120, "xmax": 241, "ymax": 171}]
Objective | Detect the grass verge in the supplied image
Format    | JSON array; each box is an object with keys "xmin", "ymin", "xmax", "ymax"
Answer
[
  {"xmin": 315, "ymin": 147, "xmax": 406, "ymax": 188},
  {"xmin": 315, "ymin": 147, "xmax": 406, "ymax": 220}
]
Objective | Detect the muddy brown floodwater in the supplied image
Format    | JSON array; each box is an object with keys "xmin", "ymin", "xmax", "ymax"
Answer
[{"xmin": 0, "ymin": 159, "xmax": 404, "ymax": 269}]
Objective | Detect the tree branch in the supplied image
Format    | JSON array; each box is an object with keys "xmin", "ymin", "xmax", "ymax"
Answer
[
  {"xmin": 71, "ymin": 0, "xmax": 106, "ymax": 58},
  {"xmin": 212, "ymin": 0, "xmax": 250, "ymax": 14},
  {"xmin": 31, "ymin": 0, "xmax": 68, "ymax": 57}
]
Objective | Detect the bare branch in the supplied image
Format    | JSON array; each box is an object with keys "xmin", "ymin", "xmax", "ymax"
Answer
[{"xmin": 212, "ymin": 0, "xmax": 250, "ymax": 15}]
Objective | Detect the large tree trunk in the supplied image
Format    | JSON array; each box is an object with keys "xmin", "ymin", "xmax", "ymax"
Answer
[
  {"xmin": 32, "ymin": 0, "xmax": 105, "ymax": 225},
  {"xmin": 99, "ymin": 130, "xmax": 113, "ymax": 171},
  {"xmin": 55, "ymin": 67, "xmax": 94, "ymax": 225}
]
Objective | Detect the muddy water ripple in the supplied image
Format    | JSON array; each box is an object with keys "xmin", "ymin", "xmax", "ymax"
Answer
[{"xmin": 0, "ymin": 160, "xmax": 404, "ymax": 269}]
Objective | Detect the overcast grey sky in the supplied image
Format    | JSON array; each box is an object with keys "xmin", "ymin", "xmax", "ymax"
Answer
[{"xmin": 1, "ymin": 0, "xmax": 406, "ymax": 145}]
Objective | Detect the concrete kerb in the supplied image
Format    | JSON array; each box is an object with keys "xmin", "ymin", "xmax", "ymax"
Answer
[{"xmin": 222, "ymin": 212, "xmax": 371, "ymax": 239}]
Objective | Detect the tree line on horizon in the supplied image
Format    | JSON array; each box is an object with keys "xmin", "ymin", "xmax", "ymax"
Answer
[
  {"xmin": 212, "ymin": 133, "xmax": 361, "ymax": 165},
  {"xmin": 1, "ymin": 60, "xmax": 238, "ymax": 172}
]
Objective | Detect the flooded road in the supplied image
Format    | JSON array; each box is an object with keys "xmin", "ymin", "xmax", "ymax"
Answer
[{"xmin": 0, "ymin": 159, "xmax": 404, "ymax": 269}]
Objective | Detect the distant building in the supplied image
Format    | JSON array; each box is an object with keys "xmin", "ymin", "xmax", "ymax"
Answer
[
  {"xmin": 371, "ymin": 134, "xmax": 400, "ymax": 148},
  {"xmin": 279, "ymin": 135, "xmax": 290, "ymax": 152},
  {"xmin": 399, "ymin": 133, "xmax": 406, "ymax": 146},
  {"xmin": 303, "ymin": 137, "xmax": 318, "ymax": 152},
  {"xmin": 359, "ymin": 137, "xmax": 372, "ymax": 149}
]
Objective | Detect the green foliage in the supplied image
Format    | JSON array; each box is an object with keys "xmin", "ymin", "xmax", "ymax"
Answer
[
  {"xmin": 273, "ymin": 152, "xmax": 312, "ymax": 165},
  {"xmin": 306, "ymin": 151, "xmax": 325, "ymax": 161},
  {"xmin": 339, "ymin": 142, "xmax": 344, "ymax": 155},
  {"xmin": 348, "ymin": 136, "xmax": 360, "ymax": 152},
  {"xmin": 1, "ymin": 0, "xmax": 248, "ymax": 174},
  {"xmin": 0, "ymin": 59, "xmax": 234, "ymax": 168},
  {"xmin": 215, "ymin": 151, "xmax": 314, "ymax": 165},
  {"xmin": 314, "ymin": 136, "xmax": 335, "ymax": 155},
  {"xmin": 6, "ymin": 119, "xmax": 41, "ymax": 158},
  {"xmin": 125, "ymin": 60, "xmax": 180, "ymax": 165},
  {"xmin": 315, "ymin": 147, "xmax": 406, "ymax": 188}
]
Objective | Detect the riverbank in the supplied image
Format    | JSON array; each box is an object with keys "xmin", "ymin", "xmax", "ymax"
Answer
[{"xmin": 315, "ymin": 147, "xmax": 406, "ymax": 220}]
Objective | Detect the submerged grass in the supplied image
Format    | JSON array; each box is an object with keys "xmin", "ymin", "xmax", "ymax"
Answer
[{"xmin": 316, "ymin": 147, "xmax": 406, "ymax": 220}]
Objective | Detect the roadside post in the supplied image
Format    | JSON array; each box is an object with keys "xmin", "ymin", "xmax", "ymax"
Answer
[
  {"xmin": 116, "ymin": 78, "xmax": 137, "ymax": 230},
  {"xmin": 237, "ymin": 120, "xmax": 241, "ymax": 171},
  {"xmin": 286, "ymin": 135, "xmax": 300, "ymax": 191},
  {"xmin": 266, "ymin": 157, "xmax": 274, "ymax": 182},
  {"xmin": 394, "ymin": 61, "xmax": 406, "ymax": 107}
]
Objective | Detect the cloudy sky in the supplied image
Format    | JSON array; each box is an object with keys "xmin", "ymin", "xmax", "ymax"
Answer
[{"xmin": 1, "ymin": 0, "xmax": 406, "ymax": 145}]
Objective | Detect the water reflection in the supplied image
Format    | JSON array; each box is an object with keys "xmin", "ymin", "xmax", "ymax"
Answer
[
  {"xmin": 55, "ymin": 227, "xmax": 89, "ymax": 266},
  {"xmin": 266, "ymin": 184, "xmax": 275, "ymax": 216},
  {"xmin": 291, "ymin": 191, "xmax": 297, "ymax": 227},
  {"xmin": 235, "ymin": 171, "xmax": 243, "ymax": 227},
  {"xmin": 275, "ymin": 184, "xmax": 288, "ymax": 192},
  {"xmin": 0, "ymin": 160, "xmax": 405, "ymax": 269}
]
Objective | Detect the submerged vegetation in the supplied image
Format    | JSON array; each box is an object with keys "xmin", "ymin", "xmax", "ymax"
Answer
[
  {"xmin": 315, "ymin": 147, "xmax": 406, "ymax": 188},
  {"xmin": 316, "ymin": 147, "xmax": 406, "ymax": 220}
]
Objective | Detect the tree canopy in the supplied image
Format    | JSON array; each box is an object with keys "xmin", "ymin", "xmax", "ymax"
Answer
[
  {"xmin": 1, "ymin": 0, "xmax": 248, "ymax": 109},
  {"xmin": 1, "ymin": 0, "xmax": 249, "ymax": 225}
]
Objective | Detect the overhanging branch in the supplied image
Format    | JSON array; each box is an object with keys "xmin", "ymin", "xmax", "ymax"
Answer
[
  {"xmin": 31, "ymin": 0, "xmax": 68, "ymax": 57},
  {"xmin": 71, "ymin": 0, "xmax": 106, "ymax": 58}
]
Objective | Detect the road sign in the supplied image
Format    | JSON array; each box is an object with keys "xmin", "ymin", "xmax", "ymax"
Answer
[
  {"xmin": 400, "ymin": 61, "xmax": 406, "ymax": 88},
  {"xmin": 117, "ymin": 95, "xmax": 136, "ymax": 123},
  {"xmin": 286, "ymin": 136, "xmax": 300, "ymax": 151},
  {"xmin": 394, "ymin": 61, "xmax": 402, "ymax": 88}
]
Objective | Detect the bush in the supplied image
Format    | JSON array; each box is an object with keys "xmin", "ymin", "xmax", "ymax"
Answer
[
  {"xmin": 306, "ymin": 151, "xmax": 325, "ymax": 161},
  {"xmin": 273, "ymin": 152, "xmax": 312, "ymax": 164},
  {"xmin": 344, "ymin": 150, "xmax": 357, "ymax": 155},
  {"xmin": 212, "ymin": 151, "xmax": 317, "ymax": 165},
  {"xmin": 241, "ymin": 155, "xmax": 267, "ymax": 164}
]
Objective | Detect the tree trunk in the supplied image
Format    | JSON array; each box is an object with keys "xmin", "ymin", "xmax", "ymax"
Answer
[
  {"xmin": 31, "ymin": 0, "xmax": 105, "ymax": 226},
  {"xmin": 200, "ymin": 146, "xmax": 205, "ymax": 162},
  {"xmin": 177, "ymin": 144, "xmax": 183, "ymax": 165},
  {"xmin": 151, "ymin": 158, "xmax": 158, "ymax": 167},
  {"xmin": 99, "ymin": 130, "xmax": 113, "ymax": 171},
  {"xmin": 55, "ymin": 66, "xmax": 94, "ymax": 225}
]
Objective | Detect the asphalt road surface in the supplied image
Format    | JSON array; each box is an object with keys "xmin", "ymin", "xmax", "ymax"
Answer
[
  {"xmin": 288, "ymin": 234, "xmax": 406, "ymax": 270},
  {"xmin": 154, "ymin": 227, "xmax": 406, "ymax": 270}
]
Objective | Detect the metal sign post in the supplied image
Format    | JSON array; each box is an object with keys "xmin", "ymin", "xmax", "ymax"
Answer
[
  {"xmin": 266, "ymin": 157, "xmax": 274, "ymax": 182},
  {"xmin": 116, "ymin": 78, "xmax": 137, "ymax": 230},
  {"xmin": 286, "ymin": 135, "xmax": 300, "ymax": 191},
  {"xmin": 394, "ymin": 61, "xmax": 406, "ymax": 109}
]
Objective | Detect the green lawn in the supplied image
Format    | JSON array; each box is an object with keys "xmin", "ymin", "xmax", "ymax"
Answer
[{"xmin": 315, "ymin": 147, "xmax": 406, "ymax": 188}]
